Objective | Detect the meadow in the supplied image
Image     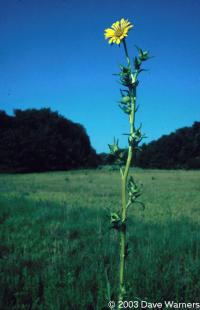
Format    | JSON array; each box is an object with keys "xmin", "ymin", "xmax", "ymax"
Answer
[{"xmin": 0, "ymin": 168, "xmax": 200, "ymax": 309}]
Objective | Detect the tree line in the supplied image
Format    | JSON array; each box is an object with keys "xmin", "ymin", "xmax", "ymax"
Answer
[
  {"xmin": 99, "ymin": 122, "xmax": 200, "ymax": 169},
  {"xmin": 0, "ymin": 108, "xmax": 98, "ymax": 172},
  {"xmin": 135, "ymin": 122, "xmax": 200, "ymax": 169},
  {"xmin": 1, "ymin": 108, "xmax": 199, "ymax": 172}
]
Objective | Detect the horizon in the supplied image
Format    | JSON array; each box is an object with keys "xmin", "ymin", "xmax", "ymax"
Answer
[
  {"xmin": 1, "ymin": 107, "xmax": 199, "ymax": 154},
  {"xmin": 1, "ymin": 0, "xmax": 200, "ymax": 152}
]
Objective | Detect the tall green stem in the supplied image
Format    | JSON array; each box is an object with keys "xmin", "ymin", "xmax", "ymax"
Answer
[
  {"xmin": 122, "ymin": 39, "xmax": 130, "ymax": 67},
  {"xmin": 118, "ymin": 39, "xmax": 136, "ymax": 305}
]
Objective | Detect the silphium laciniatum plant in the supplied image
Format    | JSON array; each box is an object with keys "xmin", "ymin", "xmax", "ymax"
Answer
[{"xmin": 104, "ymin": 18, "xmax": 152, "ymax": 307}]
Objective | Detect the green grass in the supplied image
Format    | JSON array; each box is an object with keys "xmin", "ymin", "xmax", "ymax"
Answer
[{"xmin": 0, "ymin": 168, "xmax": 200, "ymax": 309}]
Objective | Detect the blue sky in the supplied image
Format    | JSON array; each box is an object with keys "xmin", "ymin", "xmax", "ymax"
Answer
[{"xmin": 0, "ymin": 0, "xmax": 200, "ymax": 152}]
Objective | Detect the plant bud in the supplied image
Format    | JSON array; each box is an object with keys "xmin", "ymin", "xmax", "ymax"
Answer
[
  {"xmin": 120, "ymin": 96, "xmax": 131, "ymax": 104},
  {"xmin": 134, "ymin": 57, "xmax": 141, "ymax": 70}
]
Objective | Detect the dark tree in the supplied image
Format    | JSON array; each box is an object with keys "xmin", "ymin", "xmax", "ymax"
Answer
[
  {"xmin": 0, "ymin": 108, "xmax": 98, "ymax": 172},
  {"xmin": 135, "ymin": 122, "xmax": 200, "ymax": 169}
]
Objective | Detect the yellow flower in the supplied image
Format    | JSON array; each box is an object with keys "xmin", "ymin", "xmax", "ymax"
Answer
[{"xmin": 104, "ymin": 18, "xmax": 133, "ymax": 45}]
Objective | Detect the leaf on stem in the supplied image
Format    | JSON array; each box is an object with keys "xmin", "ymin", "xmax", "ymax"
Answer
[
  {"xmin": 135, "ymin": 45, "xmax": 152, "ymax": 62},
  {"xmin": 127, "ymin": 176, "xmax": 143, "ymax": 206}
]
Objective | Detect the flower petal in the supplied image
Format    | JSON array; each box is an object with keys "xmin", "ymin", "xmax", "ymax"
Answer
[{"xmin": 104, "ymin": 18, "xmax": 133, "ymax": 45}]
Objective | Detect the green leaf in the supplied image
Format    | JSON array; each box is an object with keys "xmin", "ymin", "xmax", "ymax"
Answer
[
  {"xmin": 119, "ymin": 104, "xmax": 132, "ymax": 115},
  {"xmin": 128, "ymin": 125, "xmax": 146, "ymax": 146},
  {"xmin": 110, "ymin": 212, "xmax": 121, "ymax": 224},
  {"xmin": 127, "ymin": 176, "xmax": 143, "ymax": 205},
  {"xmin": 135, "ymin": 45, "xmax": 151, "ymax": 62},
  {"xmin": 134, "ymin": 57, "xmax": 141, "ymax": 70},
  {"xmin": 108, "ymin": 138, "xmax": 119, "ymax": 155}
]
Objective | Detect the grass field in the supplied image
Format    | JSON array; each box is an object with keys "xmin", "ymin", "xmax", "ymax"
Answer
[{"xmin": 0, "ymin": 168, "xmax": 200, "ymax": 309}]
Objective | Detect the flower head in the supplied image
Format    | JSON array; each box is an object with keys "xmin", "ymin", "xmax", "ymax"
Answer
[{"xmin": 104, "ymin": 18, "xmax": 133, "ymax": 45}]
